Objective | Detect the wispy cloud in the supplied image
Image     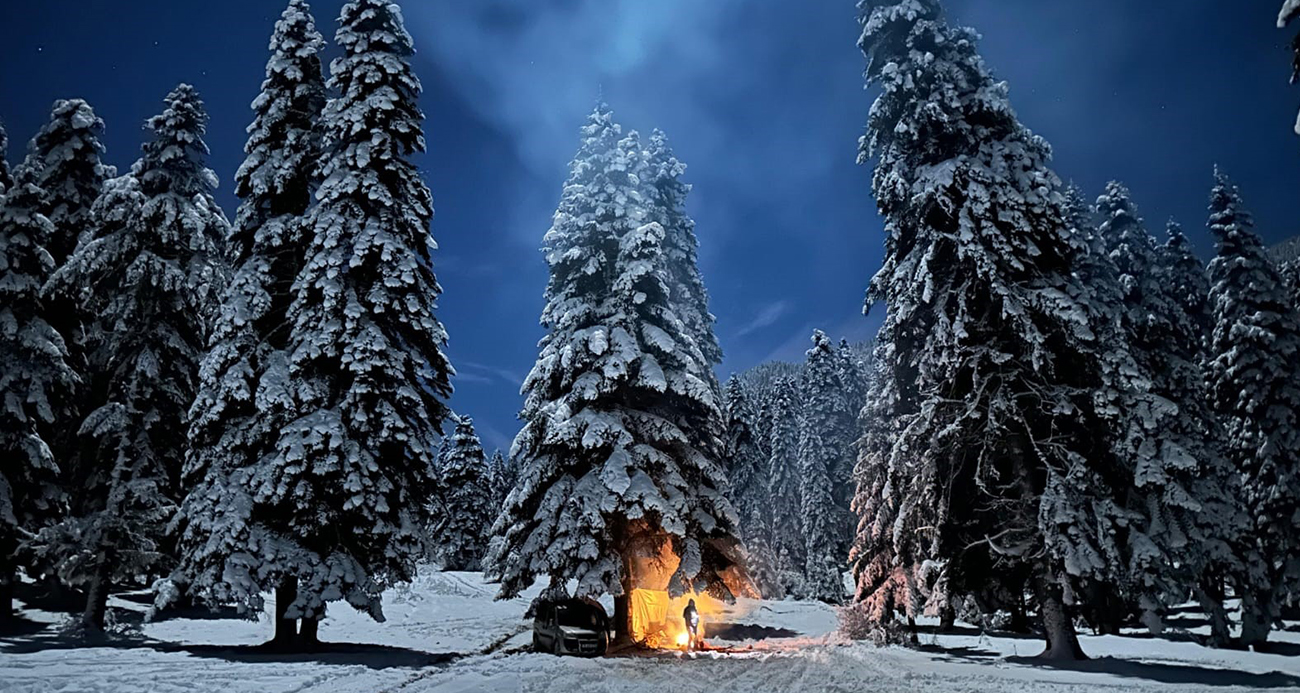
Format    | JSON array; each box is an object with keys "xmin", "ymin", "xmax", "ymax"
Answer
[
  {"xmin": 407, "ymin": 0, "xmax": 743, "ymax": 181},
  {"xmin": 458, "ymin": 360, "xmax": 526, "ymax": 388},
  {"xmin": 454, "ymin": 370, "xmax": 494, "ymax": 385},
  {"xmin": 736, "ymin": 300, "xmax": 792, "ymax": 338},
  {"xmin": 759, "ymin": 320, "xmax": 818, "ymax": 365}
]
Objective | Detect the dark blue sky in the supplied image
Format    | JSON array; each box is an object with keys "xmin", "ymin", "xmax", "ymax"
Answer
[{"xmin": 2, "ymin": 1, "xmax": 1297, "ymax": 452}]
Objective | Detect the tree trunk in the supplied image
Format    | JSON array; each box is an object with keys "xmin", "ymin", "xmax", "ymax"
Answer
[
  {"xmin": 43, "ymin": 572, "xmax": 71, "ymax": 609},
  {"xmin": 0, "ymin": 571, "xmax": 13, "ymax": 623},
  {"xmin": 1240, "ymin": 588, "xmax": 1274, "ymax": 649},
  {"xmin": 1003, "ymin": 432, "xmax": 1083, "ymax": 660},
  {"xmin": 614, "ymin": 592, "xmax": 632, "ymax": 644},
  {"xmin": 1195, "ymin": 578, "xmax": 1232, "ymax": 649},
  {"xmin": 1035, "ymin": 574, "xmax": 1085, "ymax": 660},
  {"xmin": 272, "ymin": 577, "xmax": 298, "ymax": 645},
  {"xmin": 298, "ymin": 615, "xmax": 320, "ymax": 648},
  {"xmin": 80, "ymin": 560, "xmax": 110, "ymax": 632},
  {"xmin": 614, "ymin": 551, "xmax": 634, "ymax": 644},
  {"xmin": 0, "ymin": 535, "xmax": 17, "ymax": 624},
  {"xmin": 938, "ymin": 600, "xmax": 956, "ymax": 632},
  {"xmin": 1101, "ymin": 589, "xmax": 1127, "ymax": 635},
  {"xmin": 1008, "ymin": 588, "xmax": 1031, "ymax": 633}
]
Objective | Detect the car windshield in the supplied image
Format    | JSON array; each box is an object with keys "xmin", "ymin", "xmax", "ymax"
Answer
[{"xmin": 556, "ymin": 604, "xmax": 604, "ymax": 630}]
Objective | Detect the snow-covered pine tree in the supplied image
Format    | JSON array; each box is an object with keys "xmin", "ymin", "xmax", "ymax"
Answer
[
  {"xmin": 1281, "ymin": 1, "xmax": 1300, "ymax": 134},
  {"xmin": 488, "ymin": 450, "xmax": 513, "ymax": 509},
  {"xmin": 722, "ymin": 377, "xmax": 755, "ymax": 513},
  {"xmin": 835, "ymin": 339, "xmax": 870, "ymax": 428},
  {"xmin": 798, "ymin": 331, "xmax": 850, "ymax": 604},
  {"xmin": 0, "ymin": 175, "xmax": 77, "ymax": 621},
  {"xmin": 130, "ymin": 83, "xmax": 230, "ymax": 504},
  {"xmin": 1162, "ymin": 221, "xmax": 1213, "ymax": 340},
  {"xmin": 41, "ymin": 175, "xmax": 141, "ymax": 527},
  {"xmin": 0, "ymin": 121, "xmax": 12, "ymax": 191},
  {"xmin": 19, "ymin": 100, "xmax": 112, "ymax": 266},
  {"xmin": 766, "ymin": 376, "xmax": 805, "ymax": 596},
  {"xmin": 431, "ymin": 416, "xmax": 493, "ymax": 571},
  {"xmin": 645, "ymin": 129, "xmax": 721, "ymax": 369},
  {"xmin": 1203, "ymin": 170, "xmax": 1300, "ymax": 647},
  {"xmin": 1054, "ymin": 186, "xmax": 1132, "ymax": 636},
  {"xmin": 722, "ymin": 375, "xmax": 780, "ymax": 597},
  {"xmin": 1158, "ymin": 220, "xmax": 1245, "ymax": 646},
  {"xmin": 642, "ymin": 132, "xmax": 734, "ymax": 560},
  {"xmin": 271, "ymin": 0, "xmax": 453, "ymax": 638},
  {"xmin": 35, "ymin": 84, "xmax": 226, "ymax": 631},
  {"xmin": 488, "ymin": 107, "xmax": 742, "ymax": 642},
  {"xmin": 1094, "ymin": 182, "xmax": 1247, "ymax": 638},
  {"xmin": 421, "ymin": 431, "xmax": 453, "ymax": 562},
  {"xmin": 830, "ymin": 337, "xmax": 865, "ymax": 557},
  {"xmin": 849, "ymin": 338, "xmax": 924, "ymax": 635},
  {"xmin": 852, "ymin": 0, "xmax": 1152, "ymax": 659},
  {"xmin": 174, "ymin": 0, "xmax": 327, "ymax": 646},
  {"xmin": 19, "ymin": 100, "xmax": 112, "ymax": 528},
  {"xmin": 1279, "ymin": 259, "xmax": 1300, "ymax": 309}
]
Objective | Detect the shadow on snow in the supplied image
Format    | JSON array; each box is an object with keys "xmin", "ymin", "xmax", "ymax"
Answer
[
  {"xmin": 1002, "ymin": 655, "xmax": 1300, "ymax": 689},
  {"xmin": 0, "ymin": 628, "xmax": 460, "ymax": 670}
]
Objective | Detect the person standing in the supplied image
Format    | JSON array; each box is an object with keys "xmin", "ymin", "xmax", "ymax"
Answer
[{"xmin": 683, "ymin": 598, "xmax": 701, "ymax": 651}]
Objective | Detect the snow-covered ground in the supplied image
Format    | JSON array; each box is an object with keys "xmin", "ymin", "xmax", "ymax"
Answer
[{"xmin": 1, "ymin": 572, "xmax": 1298, "ymax": 692}]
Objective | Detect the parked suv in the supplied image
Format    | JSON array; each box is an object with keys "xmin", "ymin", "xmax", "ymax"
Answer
[{"xmin": 532, "ymin": 599, "xmax": 609, "ymax": 657}]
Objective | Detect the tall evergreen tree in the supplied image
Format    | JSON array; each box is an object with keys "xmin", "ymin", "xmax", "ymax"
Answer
[
  {"xmin": 1203, "ymin": 171, "xmax": 1300, "ymax": 647},
  {"xmin": 19, "ymin": 100, "xmax": 111, "ymax": 266},
  {"xmin": 645, "ymin": 129, "xmax": 721, "ymax": 369},
  {"xmin": 1162, "ymin": 221, "xmax": 1212, "ymax": 339},
  {"xmin": 488, "ymin": 106, "xmax": 742, "ymax": 642},
  {"xmin": 271, "ymin": 0, "xmax": 452, "ymax": 639},
  {"xmin": 1093, "ymin": 182, "xmax": 1247, "ymax": 636},
  {"xmin": 1058, "ymin": 185, "xmax": 1133, "ymax": 636},
  {"xmin": 1281, "ymin": 1, "xmax": 1300, "ymax": 134},
  {"xmin": 798, "ymin": 331, "xmax": 849, "ymax": 604},
  {"xmin": 431, "ymin": 416, "xmax": 493, "ymax": 571},
  {"xmin": 851, "ymin": 0, "xmax": 1154, "ymax": 659},
  {"xmin": 0, "ymin": 121, "xmax": 12, "ymax": 192},
  {"xmin": 1279, "ymin": 259, "xmax": 1300, "ymax": 309},
  {"xmin": 43, "ymin": 176, "xmax": 140, "ymax": 533},
  {"xmin": 174, "ymin": 0, "xmax": 327, "ymax": 646},
  {"xmin": 37, "ymin": 84, "xmax": 227, "ymax": 631},
  {"xmin": 722, "ymin": 376, "xmax": 779, "ymax": 597},
  {"xmin": 0, "ymin": 176, "xmax": 77, "ymax": 621},
  {"xmin": 830, "ymin": 337, "xmax": 864, "ymax": 556},
  {"xmin": 720, "ymin": 379, "xmax": 752, "ymax": 512},
  {"xmin": 488, "ymin": 449, "xmax": 513, "ymax": 509},
  {"xmin": 20, "ymin": 99, "xmax": 112, "ymax": 530},
  {"xmin": 850, "ymin": 339, "xmax": 922, "ymax": 630},
  {"xmin": 767, "ymin": 377, "xmax": 804, "ymax": 595},
  {"xmin": 1156, "ymin": 219, "xmax": 1245, "ymax": 646}
]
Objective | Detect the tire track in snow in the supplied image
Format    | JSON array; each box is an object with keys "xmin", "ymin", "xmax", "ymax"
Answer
[{"xmin": 373, "ymin": 624, "xmax": 531, "ymax": 693}]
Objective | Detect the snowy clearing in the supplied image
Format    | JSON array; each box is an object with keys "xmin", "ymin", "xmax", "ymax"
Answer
[{"xmin": 1, "ymin": 572, "xmax": 1298, "ymax": 693}]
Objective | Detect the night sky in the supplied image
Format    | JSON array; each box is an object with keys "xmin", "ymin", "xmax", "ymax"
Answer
[{"xmin": 2, "ymin": 0, "xmax": 1297, "ymax": 452}]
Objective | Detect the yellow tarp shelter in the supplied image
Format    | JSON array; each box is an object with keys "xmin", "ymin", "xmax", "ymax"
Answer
[{"xmin": 630, "ymin": 588, "xmax": 673, "ymax": 640}]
